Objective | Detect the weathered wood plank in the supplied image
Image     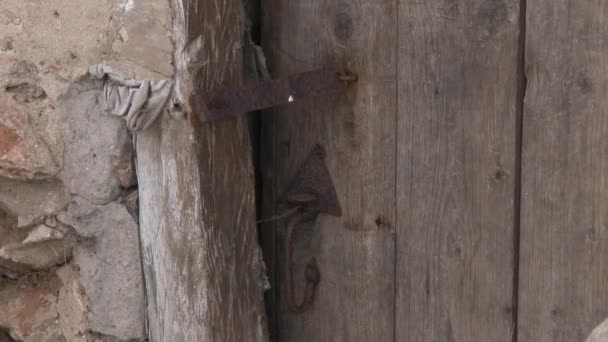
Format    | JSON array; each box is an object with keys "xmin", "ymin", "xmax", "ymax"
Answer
[
  {"xmin": 518, "ymin": 1, "xmax": 608, "ymax": 341},
  {"xmin": 395, "ymin": 1, "xmax": 521, "ymax": 341},
  {"xmin": 261, "ymin": 0, "xmax": 397, "ymax": 340},
  {"xmin": 136, "ymin": 0, "xmax": 268, "ymax": 340}
]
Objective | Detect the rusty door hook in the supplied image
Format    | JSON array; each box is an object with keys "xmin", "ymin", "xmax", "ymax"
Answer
[{"xmin": 283, "ymin": 145, "xmax": 342, "ymax": 313}]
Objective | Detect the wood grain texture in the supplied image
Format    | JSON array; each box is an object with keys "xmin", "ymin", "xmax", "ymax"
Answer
[
  {"xmin": 261, "ymin": 0, "xmax": 397, "ymax": 340},
  {"xmin": 518, "ymin": 1, "xmax": 608, "ymax": 341},
  {"xmin": 136, "ymin": 0, "xmax": 268, "ymax": 340},
  {"xmin": 396, "ymin": 1, "xmax": 521, "ymax": 341}
]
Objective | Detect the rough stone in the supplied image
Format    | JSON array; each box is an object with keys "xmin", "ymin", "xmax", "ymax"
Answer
[
  {"xmin": 22, "ymin": 224, "xmax": 64, "ymax": 244},
  {"xmin": 0, "ymin": 61, "xmax": 61, "ymax": 180},
  {"xmin": 0, "ymin": 0, "xmax": 149, "ymax": 183},
  {"xmin": 44, "ymin": 216, "xmax": 57, "ymax": 228},
  {"xmin": 55, "ymin": 265, "xmax": 89, "ymax": 341},
  {"xmin": 0, "ymin": 207, "xmax": 28, "ymax": 276},
  {"xmin": 0, "ymin": 0, "xmax": 172, "ymax": 184},
  {"xmin": 1, "ymin": 218, "xmax": 67, "ymax": 271},
  {"xmin": 90, "ymin": 332, "xmax": 138, "ymax": 342},
  {"xmin": 0, "ymin": 207, "xmax": 20, "ymax": 247},
  {"xmin": 0, "ymin": 121, "xmax": 21, "ymax": 157},
  {"xmin": 1, "ymin": 0, "xmax": 118, "ymax": 94},
  {"xmin": 0, "ymin": 177, "xmax": 71, "ymax": 228},
  {"xmin": 59, "ymin": 87, "xmax": 126, "ymax": 204},
  {"xmin": 110, "ymin": 0, "xmax": 174, "ymax": 78},
  {"xmin": 0, "ymin": 38, "xmax": 13, "ymax": 52},
  {"xmin": 0, "ymin": 223, "xmax": 72, "ymax": 273},
  {"xmin": 118, "ymin": 27, "xmax": 129, "ymax": 43},
  {"xmin": 0, "ymin": 273, "xmax": 62, "ymax": 341},
  {"xmin": 0, "ymin": 0, "xmax": 176, "ymax": 339},
  {"xmin": 0, "ymin": 265, "xmax": 88, "ymax": 341},
  {"xmin": 0, "ymin": 238, "xmax": 72, "ymax": 271},
  {"xmin": 57, "ymin": 197, "xmax": 145, "ymax": 339}
]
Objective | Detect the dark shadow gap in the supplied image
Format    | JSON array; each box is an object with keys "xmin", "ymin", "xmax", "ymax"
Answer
[
  {"xmin": 242, "ymin": 0, "xmax": 276, "ymax": 340},
  {"xmin": 512, "ymin": 0, "xmax": 527, "ymax": 341}
]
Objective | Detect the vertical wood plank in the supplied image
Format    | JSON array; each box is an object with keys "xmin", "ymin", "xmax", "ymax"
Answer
[
  {"xmin": 261, "ymin": 0, "xmax": 397, "ymax": 340},
  {"xmin": 519, "ymin": 1, "xmax": 608, "ymax": 341},
  {"xmin": 136, "ymin": 0, "xmax": 268, "ymax": 340},
  {"xmin": 396, "ymin": 1, "xmax": 521, "ymax": 341}
]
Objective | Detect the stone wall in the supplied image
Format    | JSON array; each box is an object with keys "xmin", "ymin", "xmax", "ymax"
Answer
[{"xmin": 0, "ymin": 0, "xmax": 174, "ymax": 340}]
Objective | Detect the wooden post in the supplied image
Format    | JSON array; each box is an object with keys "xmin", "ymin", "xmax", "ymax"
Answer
[{"xmin": 136, "ymin": 0, "xmax": 268, "ymax": 340}]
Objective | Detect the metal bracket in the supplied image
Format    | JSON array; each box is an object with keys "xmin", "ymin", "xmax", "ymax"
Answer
[
  {"xmin": 191, "ymin": 68, "xmax": 357, "ymax": 123},
  {"xmin": 283, "ymin": 145, "xmax": 342, "ymax": 313}
]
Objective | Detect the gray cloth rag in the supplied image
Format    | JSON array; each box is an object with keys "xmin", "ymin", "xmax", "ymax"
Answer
[{"xmin": 89, "ymin": 64, "xmax": 172, "ymax": 132}]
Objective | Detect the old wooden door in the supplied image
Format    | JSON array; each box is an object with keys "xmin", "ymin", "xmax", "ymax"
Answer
[{"xmin": 260, "ymin": 0, "xmax": 608, "ymax": 341}]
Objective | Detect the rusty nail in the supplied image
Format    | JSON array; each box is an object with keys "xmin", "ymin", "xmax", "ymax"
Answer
[
  {"xmin": 191, "ymin": 68, "xmax": 357, "ymax": 123},
  {"xmin": 337, "ymin": 71, "xmax": 358, "ymax": 83}
]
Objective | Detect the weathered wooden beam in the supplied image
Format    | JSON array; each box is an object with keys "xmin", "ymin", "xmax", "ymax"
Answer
[{"xmin": 136, "ymin": 0, "xmax": 268, "ymax": 340}]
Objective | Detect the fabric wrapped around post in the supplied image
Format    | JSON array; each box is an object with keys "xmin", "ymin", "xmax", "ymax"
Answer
[{"xmin": 89, "ymin": 64, "xmax": 173, "ymax": 132}]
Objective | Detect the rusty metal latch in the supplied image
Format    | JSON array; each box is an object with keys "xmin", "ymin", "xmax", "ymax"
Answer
[
  {"xmin": 192, "ymin": 68, "xmax": 352, "ymax": 312},
  {"xmin": 282, "ymin": 145, "xmax": 342, "ymax": 313},
  {"xmin": 191, "ymin": 68, "xmax": 357, "ymax": 123}
]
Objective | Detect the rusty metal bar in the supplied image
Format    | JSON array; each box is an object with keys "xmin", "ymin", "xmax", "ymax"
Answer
[{"xmin": 191, "ymin": 68, "xmax": 354, "ymax": 123}]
